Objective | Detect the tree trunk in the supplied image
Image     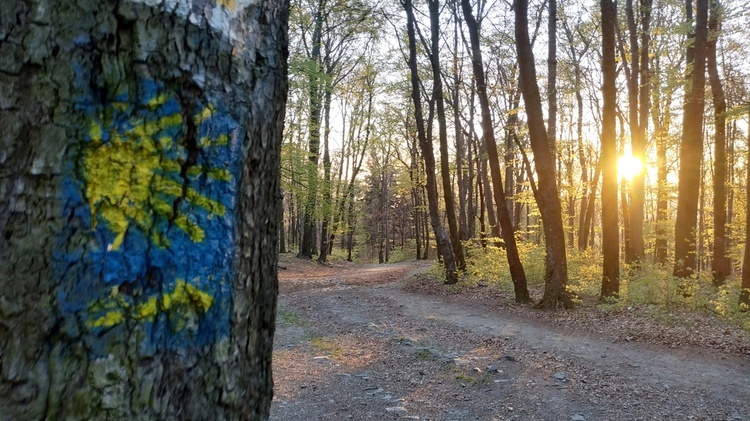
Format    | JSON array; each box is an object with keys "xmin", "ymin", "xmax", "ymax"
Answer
[
  {"xmin": 601, "ymin": 0, "xmax": 620, "ymax": 298},
  {"xmin": 280, "ymin": 191, "xmax": 288, "ymax": 253},
  {"xmin": 740, "ymin": 110, "xmax": 750, "ymax": 308},
  {"xmin": 623, "ymin": 0, "xmax": 652, "ymax": 264},
  {"xmin": 674, "ymin": 0, "xmax": 709, "ymax": 278},
  {"xmin": 452, "ymin": 5, "xmax": 470, "ymax": 242},
  {"xmin": 707, "ymin": 0, "xmax": 729, "ymax": 285},
  {"xmin": 548, "ymin": 0, "xmax": 558, "ymax": 166},
  {"xmin": 514, "ymin": 0, "xmax": 571, "ymax": 309},
  {"xmin": 462, "ymin": 0, "xmax": 530, "ymax": 303},
  {"xmin": 318, "ymin": 85, "xmax": 333, "ymax": 263},
  {"xmin": 428, "ymin": 0, "xmax": 465, "ymax": 271},
  {"xmin": 0, "ymin": 0, "xmax": 288, "ymax": 418},
  {"xmin": 403, "ymin": 0, "xmax": 457, "ymax": 283},
  {"xmin": 581, "ymin": 162, "xmax": 602, "ymax": 250},
  {"xmin": 298, "ymin": 0, "xmax": 325, "ymax": 259}
]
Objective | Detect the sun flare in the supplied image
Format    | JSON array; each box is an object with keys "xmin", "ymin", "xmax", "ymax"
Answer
[{"xmin": 618, "ymin": 154, "xmax": 643, "ymax": 181}]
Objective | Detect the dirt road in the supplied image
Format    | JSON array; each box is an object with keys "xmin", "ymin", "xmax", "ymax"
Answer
[{"xmin": 270, "ymin": 257, "xmax": 750, "ymax": 420}]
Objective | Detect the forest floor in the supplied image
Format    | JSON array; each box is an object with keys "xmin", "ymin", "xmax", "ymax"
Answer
[{"xmin": 270, "ymin": 254, "xmax": 750, "ymax": 421}]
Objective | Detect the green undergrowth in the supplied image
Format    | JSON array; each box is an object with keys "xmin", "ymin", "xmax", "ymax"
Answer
[{"xmin": 459, "ymin": 240, "xmax": 750, "ymax": 331}]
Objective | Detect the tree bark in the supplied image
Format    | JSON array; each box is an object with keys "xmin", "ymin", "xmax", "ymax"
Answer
[
  {"xmin": 601, "ymin": 0, "xmax": 620, "ymax": 298},
  {"xmin": 299, "ymin": 0, "xmax": 325, "ymax": 259},
  {"xmin": 462, "ymin": 0, "xmax": 530, "ymax": 303},
  {"xmin": 428, "ymin": 0, "xmax": 465, "ymax": 271},
  {"xmin": 674, "ymin": 0, "xmax": 709, "ymax": 278},
  {"xmin": 514, "ymin": 0, "xmax": 571, "ymax": 309},
  {"xmin": 548, "ymin": 0, "xmax": 558, "ymax": 167},
  {"xmin": 651, "ymin": 51, "xmax": 672, "ymax": 266},
  {"xmin": 707, "ymin": 0, "xmax": 729, "ymax": 285},
  {"xmin": 402, "ymin": 0, "xmax": 458, "ymax": 283},
  {"xmin": 318, "ymin": 84, "xmax": 333, "ymax": 263},
  {"xmin": 0, "ymin": 0, "xmax": 288, "ymax": 418},
  {"xmin": 623, "ymin": 0, "xmax": 652, "ymax": 264},
  {"xmin": 740, "ymin": 110, "xmax": 750, "ymax": 308}
]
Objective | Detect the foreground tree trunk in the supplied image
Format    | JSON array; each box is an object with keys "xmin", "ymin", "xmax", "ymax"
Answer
[
  {"xmin": 673, "ymin": 0, "xmax": 708, "ymax": 278},
  {"xmin": 0, "ymin": 0, "xmax": 288, "ymax": 418},
  {"xmin": 514, "ymin": 0, "xmax": 571, "ymax": 309}
]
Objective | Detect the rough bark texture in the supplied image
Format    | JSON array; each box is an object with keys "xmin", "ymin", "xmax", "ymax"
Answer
[
  {"xmin": 402, "ymin": 0, "xmax": 457, "ymax": 284},
  {"xmin": 674, "ymin": 0, "xmax": 708, "ymax": 278},
  {"xmin": 462, "ymin": 0, "xmax": 530, "ymax": 304},
  {"xmin": 0, "ymin": 0, "xmax": 288, "ymax": 418},
  {"xmin": 514, "ymin": 0, "xmax": 571, "ymax": 309}
]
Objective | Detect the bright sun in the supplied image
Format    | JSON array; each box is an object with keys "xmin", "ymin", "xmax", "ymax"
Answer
[{"xmin": 618, "ymin": 154, "xmax": 643, "ymax": 181}]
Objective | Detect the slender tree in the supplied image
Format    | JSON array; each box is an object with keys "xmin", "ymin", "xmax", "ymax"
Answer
[
  {"xmin": 707, "ymin": 0, "xmax": 729, "ymax": 285},
  {"xmin": 402, "ymin": 0, "xmax": 458, "ymax": 283},
  {"xmin": 462, "ymin": 0, "xmax": 530, "ymax": 303},
  {"xmin": 741, "ymin": 110, "xmax": 750, "ymax": 308},
  {"xmin": 428, "ymin": 0, "xmax": 466, "ymax": 270},
  {"xmin": 548, "ymin": 0, "xmax": 558, "ymax": 167},
  {"xmin": 622, "ymin": 0, "xmax": 653, "ymax": 264},
  {"xmin": 514, "ymin": 0, "xmax": 571, "ymax": 309},
  {"xmin": 600, "ymin": 0, "xmax": 620, "ymax": 297},
  {"xmin": 674, "ymin": 0, "xmax": 709, "ymax": 278},
  {"xmin": 298, "ymin": 0, "xmax": 326, "ymax": 259}
]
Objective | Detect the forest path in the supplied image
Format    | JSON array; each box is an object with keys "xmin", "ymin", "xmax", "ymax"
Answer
[{"xmin": 271, "ymin": 255, "xmax": 750, "ymax": 421}]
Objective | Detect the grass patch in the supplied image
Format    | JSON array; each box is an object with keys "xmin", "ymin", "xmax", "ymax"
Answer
[
  {"xmin": 278, "ymin": 307, "xmax": 305, "ymax": 327},
  {"xmin": 414, "ymin": 348, "xmax": 439, "ymax": 361},
  {"xmin": 309, "ymin": 336, "xmax": 342, "ymax": 357},
  {"xmin": 454, "ymin": 371, "xmax": 490, "ymax": 386}
]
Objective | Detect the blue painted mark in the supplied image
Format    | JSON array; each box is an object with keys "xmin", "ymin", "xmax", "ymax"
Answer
[{"xmin": 54, "ymin": 68, "xmax": 241, "ymax": 356}]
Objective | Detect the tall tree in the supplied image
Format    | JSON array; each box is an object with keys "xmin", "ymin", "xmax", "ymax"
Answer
[
  {"xmin": 462, "ymin": 0, "xmax": 530, "ymax": 304},
  {"xmin": 298, "ymin": 0, "xmax": 326, "ymax": 259},
  {"xmin": 741, "ymin": 110, "xmax": 750, "ymax": 309},
  {"xmin": 514, "ymin": 0, "xmax": 572, "ymax": 309},
  {"xmin": 0, "ymin": 0, "xmax": 288, "ymax": 418},
  {"xmin": 706, "ymin": 0, "xmax": 729, "ymax": 285},
  {"xmin": 428, "ymin": 0, "xmax": 466, "ymax": 270},
  {"xmin": 548, "ymin": 0, "xmax": 558, "ymax": 167},
  {"xmin": 402, "ymin": 0, "xmax": 458, "ymax": 283},
  {"xmin": 673, "ymin": 0, "xmax": 709, "ymax": 278},
  {"xmin": 622, "ymin": 0, "xmax": 653, "ymax": 264},
  {"xmin": 601, "ymin": 0, "xmax": 620, "ymax": 297}
]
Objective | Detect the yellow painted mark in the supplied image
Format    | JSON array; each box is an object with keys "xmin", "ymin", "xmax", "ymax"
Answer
[
  {"xmin": 200, "ymin": 134, "xmax": 229, "ymax": 147},
  {"xmin": 208, "ymin": 168, "xmax": 232, "ymax": 182},
  {"xmin": 194, "ymin": 105, "xmax": 214, "ymax": 124},
  {"xmin": 89, "ymin": 310, "xmax": 125, "ymax": 328},
  {"xmin": 217, "ymin": 0, "xmax": 236, "ymax": 10},
  {"xmin": 82, "ymin": 102, "xmax": 228, "ymax": 248},
  {"xmin": 88, "ymin": 279, "xmax": 214, "ymax": 329},
  {"xmin": 147, "ymin": 93, "xmax": 171, "ymax": 108}
]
